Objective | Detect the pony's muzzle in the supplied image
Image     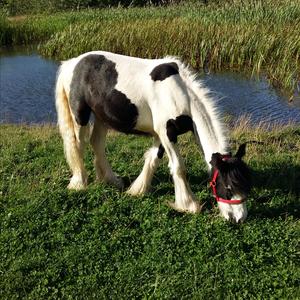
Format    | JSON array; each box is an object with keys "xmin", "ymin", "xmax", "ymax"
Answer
[{"xmin": 218, "ymin": 201, "xmax": 248, "ymax": 223}]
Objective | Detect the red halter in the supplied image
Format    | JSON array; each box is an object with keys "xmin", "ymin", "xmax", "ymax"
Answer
[{"xmin": 209, "ymin": 155, "xmax": 245, "ymax": 205}]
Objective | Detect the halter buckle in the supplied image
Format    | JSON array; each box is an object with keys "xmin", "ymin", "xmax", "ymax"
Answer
[{"xmin": 210, "ymin": 180, "xmax": 216, "ymax": 187}]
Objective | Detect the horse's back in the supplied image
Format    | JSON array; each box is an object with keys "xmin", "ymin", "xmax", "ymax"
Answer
[{"xmin": 59, "ymin": 51, "xmax": 187, "ymax": 134}]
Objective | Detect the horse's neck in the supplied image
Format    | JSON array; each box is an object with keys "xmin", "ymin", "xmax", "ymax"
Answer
[{"xmin": 190, "ymin": 87, "xmax": 230, "ymax": 167}]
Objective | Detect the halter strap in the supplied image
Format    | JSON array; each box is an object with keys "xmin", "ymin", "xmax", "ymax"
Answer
[{"xmin": 210, "ymin": 154, "xmax": 245, "ymax": 205}]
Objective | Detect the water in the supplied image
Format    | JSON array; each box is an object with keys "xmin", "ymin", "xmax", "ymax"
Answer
[
  {"xmin": 202, "ymin": 73, "xmax": 300, "ymax": 125},
  {"xmin": 0, "ymin": 49, "xmax": 58, "ymax": 123},
  {"xmin": 1, "ymin": 49, "xmax": 300, "ymax": 125}
]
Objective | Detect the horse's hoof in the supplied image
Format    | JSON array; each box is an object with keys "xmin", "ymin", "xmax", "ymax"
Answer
[
  {"xmin": 107, "ymin": 175, "xmax": 124, "ymax": 191},
  {"xmin": 126, "ymin": 178, "xmax": 149, "ymax": 196},
  {"xmin": 167, "ymin": 201, "xmax": 203, "ymax": 214},
  {"xmin": 114, "ymin": 177, "xmax": 125, "ymax": 190},
  {"xmin": 126, "ymin": 184, "xmax": 148, "ymax": 196},
  {"xmin": 67, "ymin": 174, "xmax": 87, "ymax": 190},
  {"xmin": 67, "ymin": 179, "xmax": 87, "ymax": 190},
  {"xmin": 103, "ymin": 173, "xmax": 124, "ymax": 190}
]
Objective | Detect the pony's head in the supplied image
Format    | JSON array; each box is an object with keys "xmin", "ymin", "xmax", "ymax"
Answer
[{"xmin": 210, "ymin": 144, "xmax": 251, "ymax": 223}]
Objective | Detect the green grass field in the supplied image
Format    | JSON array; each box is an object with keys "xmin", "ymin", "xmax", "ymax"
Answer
[
  {"xmin": 0, "ymin": 124, "xmax": 299, "ymax": 298},
  {"xmin": 1, "ymin": 1, "xmax": 300, "ymax": 296}
]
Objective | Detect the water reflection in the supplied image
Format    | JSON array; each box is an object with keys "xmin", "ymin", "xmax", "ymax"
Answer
[
  {"xmin": 201, "ymin": 73, "xmax": 300, "ymax": 125},
  {"xmin": 0, "ymin": 51, "xmax": 299, "ymax": 125},
  {"xmin": 0, "ymin": 51, "xmax": 58, "ymax": 123}
]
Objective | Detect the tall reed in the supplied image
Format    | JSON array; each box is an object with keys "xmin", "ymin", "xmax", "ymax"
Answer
[
  {"xmin": 41, "ymin": 1, "xmax": 300, "ymax": 91},
  {"xmin": 2, "ymin": 0, "xmax": 300, "ymax": 92},
  {"xmin": 0, "ymin": 11, "xmax": 12, "ymax": 45}
]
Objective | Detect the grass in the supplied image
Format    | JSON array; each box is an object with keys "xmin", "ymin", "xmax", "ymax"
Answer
[
  {"xmin": 1, "ymin": 0, "xmax": 300, "ymax": 92},
  {"xmin": 0, "ymin": 123, "xmax": 299, "ymax": 298}
]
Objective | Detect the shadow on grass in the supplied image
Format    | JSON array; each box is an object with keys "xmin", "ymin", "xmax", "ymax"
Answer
[
  {"xmin": 124, "ymin": 161, "xmax": 300, "ymax": 220},
  {"xmin": 253, "ymin": 163, "xmax": 300, "ymax": 195},
  {"xmin": 249, "ymin": 162, "xmax": 300, "ymax": 219},
  {"xmin": 250, "ymin": 201, "xmax": 300, "ymax": 219}
]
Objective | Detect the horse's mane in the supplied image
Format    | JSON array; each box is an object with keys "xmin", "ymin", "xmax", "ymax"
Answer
[{"xmin": 165, "ymin": 56, "xmax": 230, "ymax": 157}]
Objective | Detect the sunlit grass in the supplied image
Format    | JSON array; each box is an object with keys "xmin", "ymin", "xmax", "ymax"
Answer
[{"xmin": 0, "ymin": 123, "xmax": 299, "ymax": 298}]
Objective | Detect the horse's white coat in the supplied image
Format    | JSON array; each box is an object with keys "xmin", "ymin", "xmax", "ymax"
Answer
[
  {"xmin": 218, "ymin": 196, "xmax": 248, "ymax": 223},
  {"xmin": 56, "ymin": 51, "xmax": 245, "ymax": 220},
  {"xmin": 127, "ymin": 139, "xmax": 160, "ymax": 196}
]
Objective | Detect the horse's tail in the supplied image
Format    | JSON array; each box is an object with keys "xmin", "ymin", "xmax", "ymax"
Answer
[{"xmin": 55, "ymin": 63, "xmax": 76, "ymax": 145}]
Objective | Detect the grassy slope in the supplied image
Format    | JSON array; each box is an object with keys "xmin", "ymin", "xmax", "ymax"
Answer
[
  {"xmin": 0, "ymin": 124, "xmax": 299, "ymax": 299},
  {"xmin": 1, "ymin": 0, "xmax": 300, "ymax": 91}
]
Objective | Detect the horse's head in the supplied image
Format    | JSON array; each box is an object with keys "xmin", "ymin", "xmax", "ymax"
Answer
[{"xmin": 210, "ymin": 144, "xmax": 251, "ymax": 223}]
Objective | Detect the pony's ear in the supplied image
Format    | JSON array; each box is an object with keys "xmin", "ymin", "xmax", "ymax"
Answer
[
  {"xmin": 210, "ymin": 153, "xmax": 225, "ymax": 169},
  {"xmin": 235, "ymin": 143, "xmax": 246, "ymax": 159}
]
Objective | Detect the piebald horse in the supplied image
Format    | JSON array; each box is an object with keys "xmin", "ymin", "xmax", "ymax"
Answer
[{"xmin": 56, "ymin": 51, "xmax": 251, "ymax": 223}]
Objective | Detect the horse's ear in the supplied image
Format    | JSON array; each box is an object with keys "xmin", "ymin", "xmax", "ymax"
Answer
[
  {"xmin": 210, "ymin": 153, "xmax": 225, "ymax": 169},
  {"xmin": 235, "ymin": 143, "xmax": 247, "ymax": 159}
]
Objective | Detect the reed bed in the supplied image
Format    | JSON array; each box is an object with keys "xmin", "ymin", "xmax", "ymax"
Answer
[
  {"xmin": 0, "ymin": 11, "xmax": 12, "ymax": 45},
  {"xmin": 2, "ymin": 0, "xmax": 300, "ymax": 91}
]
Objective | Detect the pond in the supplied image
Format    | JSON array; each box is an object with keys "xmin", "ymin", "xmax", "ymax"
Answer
[{"xmin": 1, "ymin": 48, "xmax": 300, "ymax": 125}]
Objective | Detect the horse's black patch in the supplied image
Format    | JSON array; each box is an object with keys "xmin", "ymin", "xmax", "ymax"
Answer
[
  {"xmin": 211, "ymin": 153, "xmax": 252, "ymax": 200},
  {"xmin": 150, "ymin": 62, "xmax": 179, "ymax": 81},
  {"xmin": 75, "ymin": 99, "xmax": 92, "ymax": 126},
  {"xmin": 70, "ymin": 54, "xmax": 138, "ymax": 133},
  {"xmin": 166, "ymin": 115, "xmax": 194, "ymax": 143},
  {"xmin": 157, "ymin": 144, "xmax": 165, "ymax": 159},
  {"xmin": 166, "ymin": 120, "xmax": 178, "ymax": 143},
  {"xmin": 93, "ymin": 89, "xmax": 138, "ymax": 133}
]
